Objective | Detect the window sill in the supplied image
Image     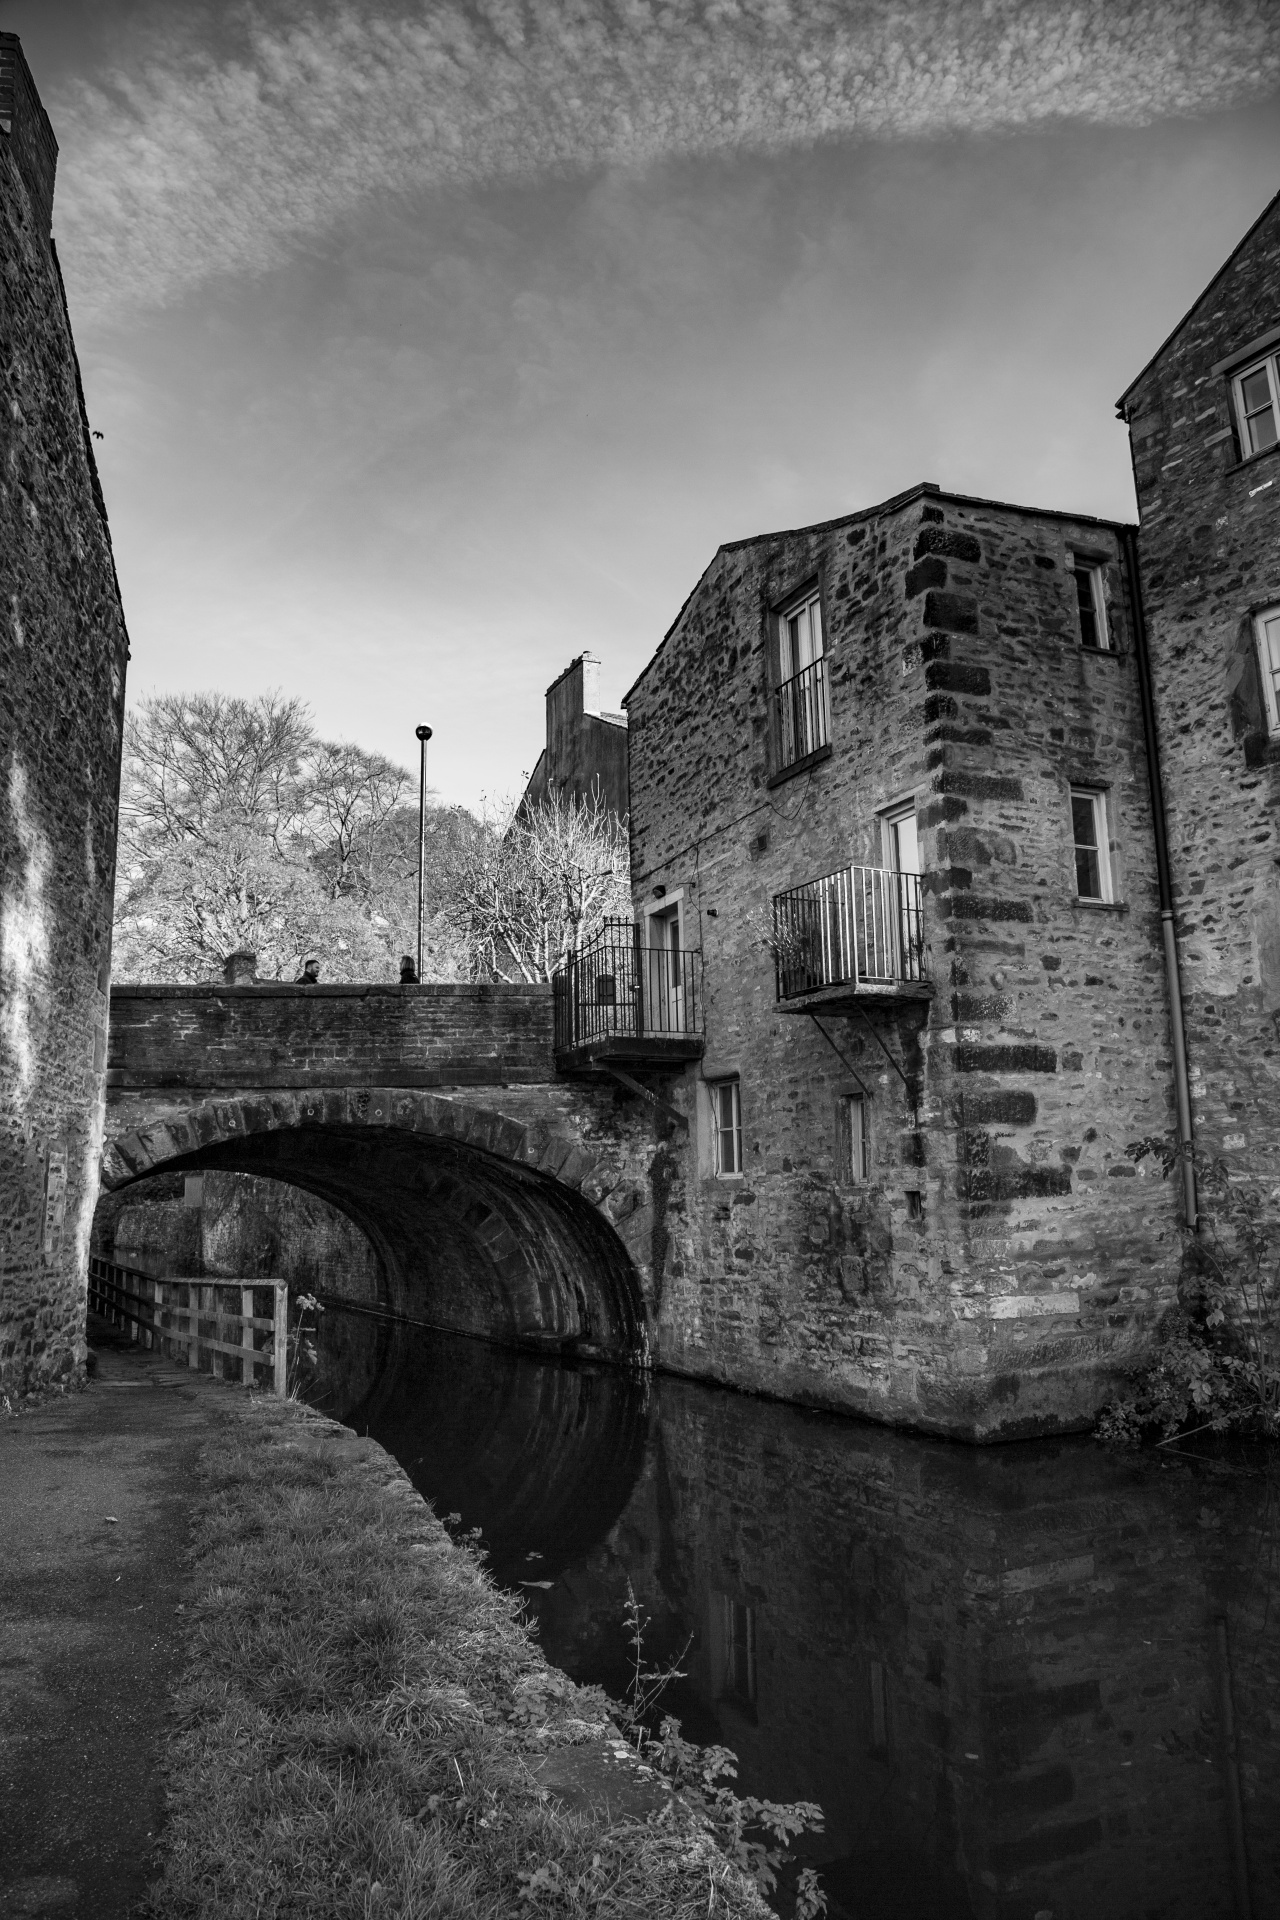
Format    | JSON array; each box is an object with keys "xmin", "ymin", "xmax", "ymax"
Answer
[
  {"xmin": 1227, "ymin": 441, "xmax": 1280, "ymax": 478},
  {"xmin": 1243, "ymin": 731, "xmax": 1280, "ymax": 769},
  {"xmin": 767, "ymin": 742, "xmax": 832, "ymax": 789},
  {"xmin": 1072, "ymin": 898, "xmax": 1128, "ymax": 913},
  {"xmin": 1080, "ymin": 643, "xmax": 1123, "ymax": 661}
]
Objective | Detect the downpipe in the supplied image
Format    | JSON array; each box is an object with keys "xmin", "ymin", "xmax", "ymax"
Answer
[{"xmin": 1123, "ymin": 528, "xmax": 1197, "ymax": 1229}]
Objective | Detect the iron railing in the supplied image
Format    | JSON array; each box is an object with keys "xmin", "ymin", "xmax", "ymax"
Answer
[
  {"xmin": 771, "ymin": 657, "xmax": 830, "ymax": 772},
  {"xmin": 554, "ymin": 917, "xmax": 701, "ymax": 1051},
  {"xmin": 773, "ymin": 865, "xmax": 926, "ymax": 1001}
]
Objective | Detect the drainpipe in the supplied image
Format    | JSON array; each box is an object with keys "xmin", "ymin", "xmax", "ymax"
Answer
[{"xmin": 1122, "ymin": 528, "xmax": 1197, "ymax": 1229}]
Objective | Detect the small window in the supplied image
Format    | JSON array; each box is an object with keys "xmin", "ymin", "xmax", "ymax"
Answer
[
  {"xmin": 1233, "ymin": 353, "xmax": 1280, "ymax": 458},
  {"xmin": 1070, "ymin": 556, "xmax": 1110, "ymax": 651},
  {"xmin": 842, "ymin": 1095, "xmax": 870, "ymax": 1183},
  {"xmin": 710, "ymin": 1078, "xmax": 743, "ymax": 1177},
  {"xmin": 1255, "ymin": 607, "xmax": 1280, "ymax": 734},
  {"xmin": 1070, "ymin": 788, "xmax": 1113, "ymax": 902}
]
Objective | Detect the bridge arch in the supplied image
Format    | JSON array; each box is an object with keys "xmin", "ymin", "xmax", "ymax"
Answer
[{"xmin": 100, "ymin": 1087, "xmax": 651, "ymax": 1362}]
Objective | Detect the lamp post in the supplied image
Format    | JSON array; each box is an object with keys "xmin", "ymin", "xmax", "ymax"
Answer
[{"xmin": 415, "ymin": 725, "xmax": 432, "ymax": 985}]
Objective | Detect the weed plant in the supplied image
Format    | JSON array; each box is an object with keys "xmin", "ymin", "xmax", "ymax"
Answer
[
  {"xmin": 612, "ymin": 1583, "xmax": 826, "ymax": 1919},
  {"xmin": 142, "ymin": 1396, "xmax": 770, "ymax": 1920},
  {"xmin": 1098, "ymin": 1140, "xmax": 1280, "ymax": 1444}
]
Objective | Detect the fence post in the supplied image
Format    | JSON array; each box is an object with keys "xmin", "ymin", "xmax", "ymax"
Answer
[
  {"xmin": 273, "ymin": 1282, "xmax": 288, "ymax": 1399},
  {"xmin": 241, "ymin": 1285, "xmax": 255, "ymax": 1386}
]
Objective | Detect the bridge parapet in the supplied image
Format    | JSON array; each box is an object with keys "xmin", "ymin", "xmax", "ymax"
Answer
[{"xmin": 107, "ymin": 982, "xmax": 556, "ymax": 1091}]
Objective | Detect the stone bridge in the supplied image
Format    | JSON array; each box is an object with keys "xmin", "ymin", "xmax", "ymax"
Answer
[{"xmin": 102, "ymin": 983, "xmax": 686, "ymax": 1363}]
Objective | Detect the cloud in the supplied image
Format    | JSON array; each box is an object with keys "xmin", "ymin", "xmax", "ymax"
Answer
[{"xmin": 52, "ymin": 0, "xmax": 1280, "ymax": 318}]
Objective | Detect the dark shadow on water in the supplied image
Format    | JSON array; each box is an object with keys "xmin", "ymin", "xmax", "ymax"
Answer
[{"xmin": 312, "ymin": 1314, "xmax": 1280, "ymax": 1920}]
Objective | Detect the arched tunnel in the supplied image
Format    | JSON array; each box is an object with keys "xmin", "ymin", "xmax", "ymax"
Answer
[{"xmin": 97, "ymin": 1096, "xmax": 652, "ymax": 1365}]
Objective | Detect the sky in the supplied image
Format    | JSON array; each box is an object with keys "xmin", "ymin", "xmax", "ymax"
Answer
[{"xmin": 6, "ymin": 0, "xmax": 1280, "ymax": 808}]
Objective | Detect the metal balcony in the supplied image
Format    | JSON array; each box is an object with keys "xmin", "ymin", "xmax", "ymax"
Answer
[
  {"xmin": 770, "ymin": 657, "xmax": 831, "ymax": 775},
  {"xmin": 553, "ymin": 918, "xmax": 704, "ymax": 1071},
  {"xmin": 773, "ymin": 865, "xmax": 929, "ymax": 1008}
]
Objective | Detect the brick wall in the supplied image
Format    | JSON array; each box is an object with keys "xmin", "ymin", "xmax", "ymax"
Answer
[
  {"xmin": 0, "ymin": 42, "xmax": 129, "ymax": 1398},
  {"xmin": 1119, "ymin": 190, "xmax": 1280, "ymax": 1212},
  {"xmin": 626, "ymin": 485, "xmax": 1183, "ymax": 1438},
  {"xmin": 107, "ymin": 981, "xmax": 558, "ymax": 1089}
]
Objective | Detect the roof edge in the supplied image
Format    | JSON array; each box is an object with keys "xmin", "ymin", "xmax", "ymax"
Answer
[
  {"xmin": 623, "ymin": 481, "xmax": 1135, "ymax": 707},
  {"xmin": 1115, "ymin": 183, "xmax": 1280, "ymax": 417}
]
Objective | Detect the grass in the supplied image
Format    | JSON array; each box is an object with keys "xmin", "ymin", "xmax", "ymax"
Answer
[{"xmin": 141, "ymin": 1394, "xmax": 769, "ymax": 1920}]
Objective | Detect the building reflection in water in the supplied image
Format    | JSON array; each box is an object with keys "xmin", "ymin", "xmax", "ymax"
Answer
[{"xmin": 317, "ymin": 1312, "xmax": 1279, "ymax": 1920}]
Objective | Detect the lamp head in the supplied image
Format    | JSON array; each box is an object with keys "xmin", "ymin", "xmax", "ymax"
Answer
[{"xmin": 415, "ymin": 725, "xmax": 433, "ymax": 742}]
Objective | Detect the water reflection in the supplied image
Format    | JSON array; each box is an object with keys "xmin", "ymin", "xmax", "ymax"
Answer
[{"xmin": 315, "ymin": 1313, "xmax": 1280, "ymax": 1920}]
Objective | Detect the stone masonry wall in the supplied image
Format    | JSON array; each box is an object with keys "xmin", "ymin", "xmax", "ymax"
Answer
[
  {"xmin": 1120, "ymin": 190, "xmax": 1280, "ymax": 1215},
  {"xmin": 0, "ymin": 41, "xmax": 129, "ymax": 1397},
  {"xmin": 626, "ymin": 485, "xmax": 1183, "ymax": 1439},
  {"xmin": 107, "ymin": 981, "xmax": 557, "ymax": 1090}
]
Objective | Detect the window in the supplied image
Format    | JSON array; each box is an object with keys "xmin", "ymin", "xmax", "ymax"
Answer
[
  {"xmin": 1233, "ymin": 353, "xmax": 1280, "ymax": 458},
  {"xmin": 772, "ymin": 587, "xmax": 830, "ymax": 771},
  {"xmin": 1070, "ymin": 788, "xmax": 1113, "ymax": 902},
  {"xmin": 1070, "ymin": 556, "xmax": 1110, "ymax": 651},
  {"xmin": 842, "ymin": 1094, "xmax": 870, "ymax": 1183},
  {"xmin": 709, "ymin": 1078, "xmax": 743, "ymax": 1177},
  {"xmin": 1255, "ymin": 608, "xmax": 1280, "ymax": 734}
]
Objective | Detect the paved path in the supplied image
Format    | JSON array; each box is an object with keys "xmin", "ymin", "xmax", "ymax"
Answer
[{"xmin": 1, "ymin": 1327, "xmax": 232, "ymax": 1920}]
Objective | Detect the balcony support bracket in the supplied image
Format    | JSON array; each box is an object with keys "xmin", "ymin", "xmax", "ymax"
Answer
[
  {"xmin": 590, "ymin": 1058, "xmax": 689, "ymax": 1129},
  {"xmin": 806, "ymin": 1014, "xmax": 874, "ymax": 1101},
  {"xmin": 845, "ymin": 999, "xmax": 919, "ymax": 1123}
]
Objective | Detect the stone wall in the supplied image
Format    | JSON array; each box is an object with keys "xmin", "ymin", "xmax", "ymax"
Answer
[
  {"xmin": 625, "ymin": 484, "xmax": 1183, "ymax": 1438},
  {"xmin": 0, "ymin": 37, "xmax": 129, "ymax": 1398},
  {"xmin": 1119, "ymin": 190, "xmax": 1280, "ymax": 1212},
  {"xmin": 107, "ymin": 981, "xmax": 558, "ymax": 1090}
]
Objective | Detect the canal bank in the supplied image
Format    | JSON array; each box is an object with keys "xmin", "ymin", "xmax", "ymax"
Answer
[{"xmin": 1, "ymin": 1329, "xmax": 769, "ymax": 1920}]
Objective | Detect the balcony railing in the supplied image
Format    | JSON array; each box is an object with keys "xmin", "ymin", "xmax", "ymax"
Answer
[
  {"xmin": 771, "ymin": 657, "xmax": 830, "ymax": 773},
  {"xmin": 554, "ymin": 918, "xmax": 702, "ymax": 1054},
  {"xmin": 773, "ymin": 865, "xmax": 926, "ymax": 1001}
]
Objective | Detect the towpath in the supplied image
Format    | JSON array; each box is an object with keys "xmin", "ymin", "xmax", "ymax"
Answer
[{"xmin": 0, "ymin": 1326, "xmax": 229, "ymax": 1920}]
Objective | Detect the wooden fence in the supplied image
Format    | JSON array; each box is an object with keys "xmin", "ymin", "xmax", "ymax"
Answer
[{"xmin": 88, "ymin": 1256, "xmax": 288, "ymax": 1397}]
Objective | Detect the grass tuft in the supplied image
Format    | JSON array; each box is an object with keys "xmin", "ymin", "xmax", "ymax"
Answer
[{"xmin": 142, "ymin": 1396, "xmax": 769, "ymax": 1920}]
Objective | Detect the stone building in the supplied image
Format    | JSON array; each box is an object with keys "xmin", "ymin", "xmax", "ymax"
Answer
[
  {"xmin": 1117, "ymin": 187, "xmax": 1280, "ymax": 1227},
  {"xmin": 0, "ymin": 35, "xmax": 130, "ymax": 1396},
  {"xmin": 519, "ymin": 652, "xmax": 629, "ymax": 820},
  {"xmin": 618, "ymin": 483, "xmax": 1184, "ymax": 1438}
]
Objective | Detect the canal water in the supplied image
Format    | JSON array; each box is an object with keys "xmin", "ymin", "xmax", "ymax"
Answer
[{"xmin": 310, "ymin": 1309, "xmax": 1280, "ymax": 1920}]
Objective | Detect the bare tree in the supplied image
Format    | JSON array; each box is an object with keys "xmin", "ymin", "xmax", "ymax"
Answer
[
  {"xmin": 440, "ymin": 788, "xmax": 631, "ymax": 983},
  {"xmin": 115, "ymin": 692, "xmax": 459, "ymax": 983}
]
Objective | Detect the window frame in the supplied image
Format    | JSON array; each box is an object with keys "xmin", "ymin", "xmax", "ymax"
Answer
[
  {"xmin": 1069, "ymin": 786, "xmax": 1114, "ymax": 904},
  {"xmin": 1232, "ymin": 352, "xmax": 1280, "ymax": 461},
  {"xmin": 708, "ymin": 1076, "xmax": 744, "ymax": 1180},
  {"xmin": 841, "ymin": 1093, "xmax": 871, "ymax": 1184},
  {"xmin": 1254, "ymin": 607, "xmax": 1280, "ymax": 735},
  {"xmin": 1069, "ymin": 554, "xmax": 1111, "ymax": 652}
]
